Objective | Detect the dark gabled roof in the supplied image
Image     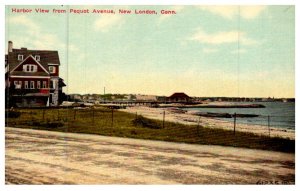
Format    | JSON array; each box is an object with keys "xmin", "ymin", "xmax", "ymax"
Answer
[
  {"xmin": 169, "ymin": 92, "xmax": 190, "ymax": 98},
  {"xmin": 7, "ymin": 48, "xmax": 60, "ymax": 72}
]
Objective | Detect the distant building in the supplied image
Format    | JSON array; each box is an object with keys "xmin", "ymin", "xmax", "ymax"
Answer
[
  {"xmin": 5, "ymin": 41, "xmax": 66, "ymax": 107},
  {"xmin": 167, "ymin": 92, "xmax": 191, "ymax": 103},
  {"xmin": 73, "ymin": 94, "xmax": 82, "ymax": 100},
  {"xmin": 136, "ymin": 94, "xmax": 157, "ymax": 101},
  {"xmin": 68, "ymin": 94, "xmax": 83, "ymax": 102},
  {"xmin": 156, "ymin": 96, "xmax": 167, "ymax": 103}
]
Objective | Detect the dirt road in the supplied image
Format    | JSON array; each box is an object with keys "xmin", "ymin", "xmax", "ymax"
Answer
[{"xmin": 5, "ymin": 127, "xmax": 295, "ymax": 184}]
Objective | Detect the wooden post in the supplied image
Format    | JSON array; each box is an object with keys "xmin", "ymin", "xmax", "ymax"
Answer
[
  {"xmin": 197, "ymin": 116, "xmax": 200, "ymax": 136},
  {"xmin": 134, "ymin": 111, "xmax": 138, "ymax": 127},
  {"xmin": 57, "ymin": 109, "xmax": 60, "ymax": 121},
  {"xmin": 92, "ymin": 108, "xmax": 95, "ymax": 124},
  {"xmin": 73, "ymin": 109, "xmax": 76, "ymax": 120},
  {"xmin": 268, "ymin": 115, "xmax": 270, "ymax": 137},
  {"xmin": 233, "ymin": 113, "xmax": 236, "ymax": 135},
  {"xmin": 42, "ymin": 109, "xmax": 45, "ymax": 121},
  {"xmin": 163, "ymin": 111, "xmax": 165, "ymax": 128},
  {"xmin": 111, "ymin": 108, "xmax": 114, "ymax": 127},
  {"xmin": 31, "ymin": 111, "xmax": 34, "ymax": 121}
]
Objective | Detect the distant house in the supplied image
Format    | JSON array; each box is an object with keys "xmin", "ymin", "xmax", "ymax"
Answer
[
  {"xmin": 156, "ymin": 96, "xmax": 167, "ymax": 103},
  {"xmin": 5, "ymin": 41, "xmax": 66, "ymax": 107},
  {"xmin": 167, "ymin": 92, "xmax": 191, "ymax": 103},
  {"xmin": 136, "ymin": 94, "xmax": 157, "ymax": 101},
  {"xmin": 70, "ymin": 94, "xmax": 82, "ymax": 101}
]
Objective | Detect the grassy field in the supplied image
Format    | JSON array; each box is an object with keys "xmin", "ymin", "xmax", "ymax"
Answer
[{"xmin": 5, "ymin": 107, "xmax": 295, "ymax": 153}]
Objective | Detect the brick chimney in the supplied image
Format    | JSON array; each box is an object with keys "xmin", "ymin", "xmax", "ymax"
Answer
[{"xmin": 8, "ymin": 41, "xmax": 13, "ymax": 52}]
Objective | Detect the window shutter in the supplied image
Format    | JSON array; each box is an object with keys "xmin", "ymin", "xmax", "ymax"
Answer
[
  {"xmin": 23, "ymin": 65, "xmax": 26, "ymax": 71},
  {"xmin": 34, "ymin": 65, "xmax": 38, "ymax": 72}
]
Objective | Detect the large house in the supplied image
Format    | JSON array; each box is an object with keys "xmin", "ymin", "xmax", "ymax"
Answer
[{"xmin": 5, "ymin": 41, "xmax": 66, "ymax": 107}]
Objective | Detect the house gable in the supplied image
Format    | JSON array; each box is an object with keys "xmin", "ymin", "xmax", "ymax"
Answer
[{"xmin": 10, "ymin": 55, "xmax": 49, "ymax": 76}]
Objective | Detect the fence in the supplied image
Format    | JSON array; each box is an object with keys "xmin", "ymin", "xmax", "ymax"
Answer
[
  {"xmin": 6, "ymin": 108, "xmax": 112, "ymax": 128},
  {"xmin": 127, "ymin": 110, "xmax": 294, "ymax": 138},
  {"xmin": 5, "ymin": 107, "xmax": 294, "ymax": 140}
]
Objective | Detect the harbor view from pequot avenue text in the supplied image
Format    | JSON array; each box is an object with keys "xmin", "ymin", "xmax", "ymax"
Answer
[{"xmin": 5, "ymin": 5, "xmax": 295, "ymax": 185}]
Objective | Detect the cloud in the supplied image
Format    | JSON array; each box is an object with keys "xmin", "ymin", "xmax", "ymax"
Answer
[
  {"xmin": 7, "ymin": 15, "xmax": 81, "ymax": 51},
  {"xmin": 94, "ymin": 14, "xmax": 122, "ymax": 32},
  {"xmin": 203, "ymin": 48, "xmax": 218, "ymax": 54},
  {"xmin": 231, "ymin": 49, "xmax": 247, "ymax": 54},
  {"xmin": 198, "ymin": 6, "xmax": 266, "ymax": 19},
  {"xmin": 240, "ymin": 6, "xmax": 267, "ymax": 19},
  {"xmin": 189, "ymin": 28, "xmax": 257, "ymax": 45},
  {"xmin": 8, "ymin": 15, "xmax": 40, "ymax": 31},
  {"xmin": 256, "ymin": 71, "xmax": 270, "ymax": 78}
]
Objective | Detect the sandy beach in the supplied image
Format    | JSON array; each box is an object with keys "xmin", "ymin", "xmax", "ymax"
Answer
[{"xmin": 120, "ymin": 106, "xmax": 295, "ymax": 140}]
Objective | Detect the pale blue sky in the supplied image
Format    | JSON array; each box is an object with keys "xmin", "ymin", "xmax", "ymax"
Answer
[{"xmin": 5, "ymin": 5, "xmax": 295, "ymax": 97}]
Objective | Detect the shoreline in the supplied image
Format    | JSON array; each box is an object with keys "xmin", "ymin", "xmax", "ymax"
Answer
[
  {"xmin": 159, "ymin": 103, "xmax": 266, "ymax": 108},
  {"xmin": 120, "ymin": 106, "xmax": 295, "ymax": 140}
]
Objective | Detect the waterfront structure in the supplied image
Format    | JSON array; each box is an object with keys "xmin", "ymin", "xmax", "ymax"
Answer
[{"xmin": 167, "ymin": 92, "xmax": 191, "ymax": 103}]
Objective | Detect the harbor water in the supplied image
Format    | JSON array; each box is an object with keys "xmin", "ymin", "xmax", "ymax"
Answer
[{"xmin": 184, "ymin": 102, "xmax": 295, "ymax": 129}]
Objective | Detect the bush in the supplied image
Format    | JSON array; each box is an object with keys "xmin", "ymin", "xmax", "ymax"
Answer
[
  {"xmin": 32, "ymin": 121, "xmax": 41, "ymax": 126},
  {"xmin": 130, "ymin": 130, "xmax": 137, "ymax": 135},
  {"xmin": 132, "ymin": 116, "xmax": 162, "ymax": 129},
  {"xmin": 6, "ymin": 111, "xmax": 21, "ymax": 118},
  {"xmin": 46, "ymin": 122, "xmax": 64, "ymax": 128}
]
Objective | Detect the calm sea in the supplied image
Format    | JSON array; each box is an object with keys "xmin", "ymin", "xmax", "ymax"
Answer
[{"xmin": 184, "ymin": 102, "xmax": 295, "ymax": 129}]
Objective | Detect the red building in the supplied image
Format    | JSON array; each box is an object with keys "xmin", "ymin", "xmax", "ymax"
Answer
[{"xmin": 5, "ymin": 41, "xmax": 66, "ymax": 107}]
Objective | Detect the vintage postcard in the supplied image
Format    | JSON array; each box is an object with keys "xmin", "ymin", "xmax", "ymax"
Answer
[{"xmin": 4, "ymin": 4, "xmax": 295, "ymax": 186}]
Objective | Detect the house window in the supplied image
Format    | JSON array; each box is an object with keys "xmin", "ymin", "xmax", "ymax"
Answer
[
  {"xmin": 49, "ymin": 66, "xmax": 56, "ymax": 73},
  {"xmin": 23, "ymin": 64, "xmax": 37, "ymax": 72},
  {"xmin": 50, "ymin": 80, "xmax": 54, "ymax": 89},
  {"xmin": 18, "ymin": 54, "xmax": 24, "ymax": 61},
  {"xmin": 37, "ymin": 81, "xmax": 41, "ymax": 89},
  {"xmin": 30, "ymin": 81, "xmax": 35, "ymax": 89},
  {"xmin": 25, "ymin": 81, "xmax": 29, "ymax": 89},
  {"xmin": 35, "ymin": 55, "xmax": 40, "ymax": 61},
  {"xmin": 14, "ymin": 81, "xmax": 22, "ymax": 89},
  {"xmin": 42, "ymin": 81, "xmax": 47, "ymax": 88},
  {"xmin": 14, "ymin": 81, "xmax": 20, "ymax": 89}
]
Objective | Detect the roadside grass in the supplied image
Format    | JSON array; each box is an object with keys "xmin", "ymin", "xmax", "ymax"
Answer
[{"xmin": 5, "ymin": 107, "xmax": 295, "ymax": 153}]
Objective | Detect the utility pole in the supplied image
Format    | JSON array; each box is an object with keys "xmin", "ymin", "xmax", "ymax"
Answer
[
  {"xmin": 268, "ymin": 116, "xmax": 270, "ymax": 137},
  {"xmin": 233, "ymin": 113, "xmax": 236, "ymax": 135},
  {"xmin": 104, "ymin": 87, "xmax": 106, "ymax": 103},
  {"xmin": 163, "ymin": 111, "xmax": 165, "ymax": 128}
]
